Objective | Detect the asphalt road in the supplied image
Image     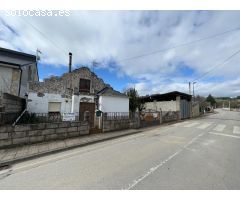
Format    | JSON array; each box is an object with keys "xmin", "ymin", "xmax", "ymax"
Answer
[{"xmin": 0, "ymin": 109, "xmax": 240, "ymax": 189}]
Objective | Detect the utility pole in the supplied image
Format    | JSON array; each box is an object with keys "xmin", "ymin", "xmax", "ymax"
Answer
[
  {"xmin": 189, "ymin": 82, "xmax": 191, "ymax": 95},
  {"xmin": 192, "ymin": 82, "xmax": 197, "ymax": 101}
]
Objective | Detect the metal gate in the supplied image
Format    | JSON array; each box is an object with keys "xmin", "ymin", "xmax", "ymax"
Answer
[
  {"xmin": 180, "ymin": 99, "xmax": 190, "ymax": 119},
  {"xmin": 139, "ymin": 111, "xmax": 160, "ymax": 128}
]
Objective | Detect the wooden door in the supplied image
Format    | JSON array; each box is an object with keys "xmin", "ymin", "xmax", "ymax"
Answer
[{"xmin": 79, "ymin": 102, "xmax": 95, "ymax": 128}]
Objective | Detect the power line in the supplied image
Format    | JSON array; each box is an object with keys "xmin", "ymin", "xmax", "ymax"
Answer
[
  {"xmin": 19, "ymin": 17, "xmax": 68, "ymax": 58},
  {"xmin": 117, "ymin": 26, "xmax": 240, "ymax": 63},
  {"xmin": 192, "ymin": 48, "xmax": 240, "ymax": 82}
]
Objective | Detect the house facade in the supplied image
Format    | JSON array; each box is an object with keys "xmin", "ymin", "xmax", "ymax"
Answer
[
  {"xmin": 0, "ymin": 47, "xmax": 38, "ymax": 98},
  {"xmin": 0, "ymin": 48, "xmax": 38, "ymax": 122},
  {"xmin": 27, "ymin": 67, "xmax": 129, "ymax": 126}
]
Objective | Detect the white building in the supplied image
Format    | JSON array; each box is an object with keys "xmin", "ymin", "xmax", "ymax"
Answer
[
  {"xmin": 141, "ymin": 91, "xmax": 192, "ymax": 119},
  {"xmin": 97, "ymin": 87, "xmax": 129, "ymax": 113},
  {"xmin": 27, "ymin": 67, "xmax": 129, "ymax": 127}
]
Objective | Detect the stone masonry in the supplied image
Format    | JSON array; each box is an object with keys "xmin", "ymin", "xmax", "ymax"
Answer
[{"xmin": 29, "ymin": 67, "xmax": 109, "ymax": 95}]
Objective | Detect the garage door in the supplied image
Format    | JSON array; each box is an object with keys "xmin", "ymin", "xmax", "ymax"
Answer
[
  {"xmin": 180, "ymin": 99, "xmax": 190, "ymax": 119},
  {"xmin": 48, "ymin": 102, "xmax": 61, "ymax": 112}
]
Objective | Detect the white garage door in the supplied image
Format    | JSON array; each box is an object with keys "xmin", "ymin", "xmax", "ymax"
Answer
[{"xmin": 48, "ymin": 102, "xmax": 61, "ymax": 112}]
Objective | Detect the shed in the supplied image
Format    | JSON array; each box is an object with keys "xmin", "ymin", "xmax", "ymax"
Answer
[
  {"xmin": 97, "ymin": 87, "xmax": 129, "ymax": 113},
  {"xmin": 140, "ymin": 91, "xmax": 192, "ymax": 119}
]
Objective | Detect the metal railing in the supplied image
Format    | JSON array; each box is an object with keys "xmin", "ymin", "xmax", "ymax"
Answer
[
  {"xmin": 15, "ymin": 112, "xmax": 97, "ymax": 125},
  {"xmin": 102, "ymin": 112, "xmax": 140, "ymax": 121},
  {"xmin": 15, "ymin": 112, "xmax": 83, "ymax": 124}
]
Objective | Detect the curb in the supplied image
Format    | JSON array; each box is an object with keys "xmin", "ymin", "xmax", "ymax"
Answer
[{"xmin": 0, "ymin": 130, "xmax": 142, "ymax": 167}]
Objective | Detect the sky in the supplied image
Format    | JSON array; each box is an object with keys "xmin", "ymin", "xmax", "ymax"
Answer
[{"xmin": 1, "ymin": 10, "xmax": 240, "ymax": 97}]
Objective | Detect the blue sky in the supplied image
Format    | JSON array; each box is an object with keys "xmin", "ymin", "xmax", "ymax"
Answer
[
  {"xmin": 37, "ymin": 62, "xmax": 136, "ymax": 92},
  {"xmin": 1, "ymin": 11, "xmax": 240, "ymax": 96}
]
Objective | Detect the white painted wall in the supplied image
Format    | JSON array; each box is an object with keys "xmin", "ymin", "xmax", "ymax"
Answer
[
  {"xmin": 27, "ymin": 92, "xmax": 72, "ymax": 113},
  {"xmin": 99, "ymin": 96, "xmax": 129, "ymax": 113},
  {"xmin": 27, "ymin": 92, "xmax": 129, "ymax": 114},
  {"xmin": 71, "ymin": 94, "xmax": 95, "ymax": 114},
  {"xmin": 144, "ymin": 101, "xmax": 177, "ymax": 112},
  {"xmin": 0, "ymin": 66, "xmax": 13, "ymax": 94}
]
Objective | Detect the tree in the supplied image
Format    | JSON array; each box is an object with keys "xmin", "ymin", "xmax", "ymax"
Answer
[
  {"xmin": 206, "ymin": 94, "xmax": 216, "ymax": 106},
  {"xmin": 125, "ymin": 88, "xmax": 144, "ymax": 112}
]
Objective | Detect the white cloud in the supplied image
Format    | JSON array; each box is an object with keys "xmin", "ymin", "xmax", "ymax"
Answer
[{"xmin": 1, "ymin": 10, "xmax": 240, "ymax": 96}]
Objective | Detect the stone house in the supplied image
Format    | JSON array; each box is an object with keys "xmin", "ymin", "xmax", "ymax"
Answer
[{"xmin": 27, "ymin": 67, "xmax": 129, "ymax": 127}]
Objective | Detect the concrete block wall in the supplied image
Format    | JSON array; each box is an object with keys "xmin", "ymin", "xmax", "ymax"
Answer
[
  {"xmin": 144, "ymin": 101, "xmax": 177, "ymax": 112},
  {"xmin": 0, "ymin": 93, "xmax": 25, "ymax": 113},
  {"xmin": 103, "ymin": 119, "xmax": 130, "ymax": 132},
  {"xmin": 102, "ymin": 115, "xmax": 140, "ymax": 132},
  {"xmin": 0, "ymin": 93, "xmax": 26, "ymax": 125},
  {"xmin": 0, "ymin": 121, "xmax": 89, "ymax": 149},
  {"xmin": 191, "ymin": 103, "xmax": 200, "ymax": 117}
]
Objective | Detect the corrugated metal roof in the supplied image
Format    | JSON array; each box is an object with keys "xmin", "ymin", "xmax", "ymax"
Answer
[{"xmin": 140, "ymin": 91, "xmax": 192, "ymax": 102}]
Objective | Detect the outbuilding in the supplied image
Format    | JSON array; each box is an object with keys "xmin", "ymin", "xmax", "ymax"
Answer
[
  {"xmin": 97, "ymin": 86, "xmax": 129, "ymax": 113},
  {"xmin": 140, "ymin": 91, "xmax": 192, "ymax": 119}
]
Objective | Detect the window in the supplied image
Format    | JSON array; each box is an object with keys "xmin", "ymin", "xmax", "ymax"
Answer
[
  {"xmin": 48, "ymin": 102, "xmax": 61, "ymax": 121},
  {"xmin": 79, "ymin": 78, "xmax": 91, "ymax": 93},
  {"xmin": 48, "ymin": 102, "xmax": 61, "ymax": 113}
]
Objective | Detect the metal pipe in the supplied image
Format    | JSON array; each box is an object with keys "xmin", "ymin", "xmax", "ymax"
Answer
[{"xmin": 69, "ymin": 52, "xmax": 72, "ymax": 73}]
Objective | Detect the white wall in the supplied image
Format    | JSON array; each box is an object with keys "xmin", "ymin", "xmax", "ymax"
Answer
[
  {"xmin": 27, "ymin": 92, "xmax": 129, "ymax": 114},
  {"xmin": 27, "ymin": 92, "xmax": 72, "ymax": 113},
  {"xmin": 144, "ymin": 101, "xmax": 177, "ymax": 112},
  {"xmin": 71, "ymin": 94, "xmax": 95, "ymax": 114},
  {"xmin": 99, "ymin": 96, "xmax": 129, "ymax": 113}
]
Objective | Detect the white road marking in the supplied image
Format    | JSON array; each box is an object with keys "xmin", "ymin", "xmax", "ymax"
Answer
[
  {"xmin": 123, "ymin": 132, "xmax": 205, "ymax": 190},
  {"xmin": 233, "ymin": 126, "xmax": 240, "ymax": 134},
  {"xmin": 197, "ymin": 123, "xmax": 212, "ymax": 130},
  {"xmin": 183, "ymin": 122, "xmax": 199, "ymax": 128},
  {"xmin": 209, "ymin": 132, "xmax": 240, "ymax": 139},
  {"xmin": 213, "ymin": 124, "xmax": 226, "ymax": 132}
]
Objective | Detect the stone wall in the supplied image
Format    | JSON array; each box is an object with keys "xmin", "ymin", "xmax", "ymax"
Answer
[
  {"xmin": 29, "ymin": 67, "xmax": 108, "ymax": 95},
  {"xmin": 102, "ymin": 114, "xmax": 140, "ymax": 132},
  {"xmin": 0, "ymin": 121, "xmax": 89, "ymax": 148}
]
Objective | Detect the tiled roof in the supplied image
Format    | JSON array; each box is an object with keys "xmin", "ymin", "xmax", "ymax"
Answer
[{"xmin": 97, "ymin": 87, "xmax": 128, "ymax": 98}]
